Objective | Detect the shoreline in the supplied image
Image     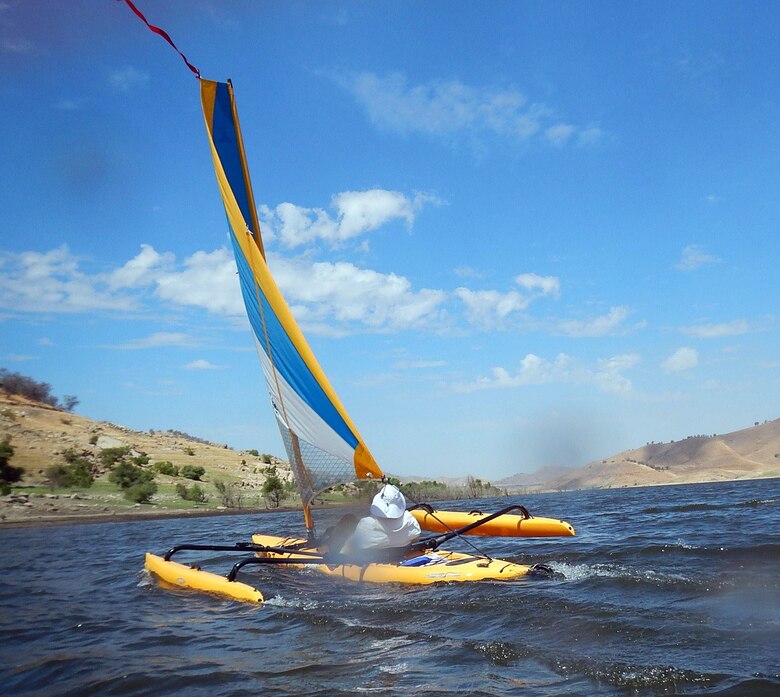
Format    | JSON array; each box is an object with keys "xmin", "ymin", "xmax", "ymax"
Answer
[
  {"xmin": 4, "ymin": 475, "xmax": 778, "ymax": 530},
  {"xmin": 0, "ymin": 500, "xmax": 364, "ymax": 531}
]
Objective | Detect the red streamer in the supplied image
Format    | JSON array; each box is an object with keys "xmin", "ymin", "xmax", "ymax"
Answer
[{"xmin": 120, "ymin": 0, "xmax": 200, "ymax": 78}]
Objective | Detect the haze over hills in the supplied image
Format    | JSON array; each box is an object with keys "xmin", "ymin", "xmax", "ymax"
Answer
[{"xmin": 497, "ymin": 419, "xmax": 780, "ymax": 492}]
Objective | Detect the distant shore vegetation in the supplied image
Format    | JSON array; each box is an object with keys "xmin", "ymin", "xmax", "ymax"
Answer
[{"xmin": 0, "ymin": 368, "xmax": 78, "ymax": 412}]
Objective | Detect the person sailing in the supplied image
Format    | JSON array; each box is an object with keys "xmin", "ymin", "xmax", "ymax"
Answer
[{"xmin": 339, "ymin": 483, "xmax": 421, "ymax": 559}]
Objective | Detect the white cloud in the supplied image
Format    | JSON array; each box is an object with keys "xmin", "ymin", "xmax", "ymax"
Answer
[
  {"xmin": 459, "ymin": 352, "xmax": 640, "ymax": 394},
  {"xmin": 0, "ymin": 243, "xmax": 447, "ymax": 335},
  {"xmin": 108, "ymin": 244, "xmax": 174, "ymax": 289},
  {"xmin": 453, "ymin": 266, "xmax": 485, "ymax": 280},
  {"xmin": 456, "ymin": 273, "xmax": 560, "ymax": 328},
  {"xmin": 260, "ymin": 189, "xmax": 440, "ymax": 248},
  {"xmin": 270, "ymin": 255, "xmax": 447, "ymax": 333},
  {"xmin": 455, "ymin": 288, "xmax": 530, "ymax": 327},
  {"xmin": 545, "ymin": 124, "xmax": 575, "ymax": 146},
  {"xmin": 2, "ymin": 354, "xmax": 34, "ymax": 362},
  {"xmin": 0, "ymin": 246, "xmax": 136, "ymax": 313},
  {"xmin": 578, "ymin": 125, "xmax": 603, "ymax": 146},
  {"xmin": 183, "ymin": 359, "xmax": 222, "ymax": 370},
  {"xmin": 681, "ymin": 319, "xmax": 750, "ymax": 338},
  {"xmin": 558, "ymin": 305, "xmax": 633, "ymax": 337},
  {"xmin": 109, "ymin": 66, "xmax": 149, "ymax": 92},
  {"xmin": 154, "ymin": 248, "xmax": 244, "ymax": 316},
  {"xmin": 514, "ymin": 273, "xmax": 560, "ymax": 298},
  {"xmin": 675, "ymin": 244, "xmax": 720, "ymax": 270},
  {"xmin": 336, "ymin": 71, "xmax": 602, "ymax": 148},
  {"xmin": 662, "ymin": 346, "xmax": 698, "ymax": 373},
  {"xmin": 111, "ymin": 332, "xmax": 198, "ymax": 350}
]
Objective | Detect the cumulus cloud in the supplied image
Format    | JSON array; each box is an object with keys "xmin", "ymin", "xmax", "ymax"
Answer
[
  {"xmin": 0, "ymin": 241, "xmax": 450, "ymax": 335},
  {"xmin": 459, "ymin": 352, "xmax": 640, "ymax": 394},
  {"xmin": 557, "ymin": 305, "xmax": 633, "ymax": 337},
  {"xmin": 515, "ymin": 273, "xmax": 560, "ymax": 298},
  {"xmin": 661, "ymin": 347, "xmax": 698, "ymax": 373},
  {"xmin": 456, "ymin": 273, "xmax": 560, "ymax": 328},
  {"xmin": 108, "ymin": 244, "xmax": 175, "ymax": 290},
  {"xmin": 455, "ymin": 288, "xmax": 530, "ymax": 327},
  {"xmin": 154, "ymin": 248, "xmax": 244, "ymax": 316},
  {"xmin": 675, "ymin": 244, "xmax": 720, "ymax": 270},
  {"xmin": 270, "ymin": 255, "xmax": 447, "ymax": 333},
  {"xmin": 680, "ymin": 319, "xmax": 750, "ymax": 338},
  {"xmin": 0, "ymin": 246, "xmax": 136, "ymax": 313},
  {"xmin": 334, "ymin": 71, "xmax": 602, "ymax": 148},
  {"xmin": 260, "ymin": 189, "xmax": 440, "ymax": 248}
]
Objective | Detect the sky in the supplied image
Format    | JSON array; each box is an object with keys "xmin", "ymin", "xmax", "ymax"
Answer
[{"xmin": 1, "ymin": 1, "xmax": 779, "ymax": 480}]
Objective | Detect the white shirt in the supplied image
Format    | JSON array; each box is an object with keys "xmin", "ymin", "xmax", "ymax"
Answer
[{"xmin": 342, "ymin": 511, "xmax": 421, "ymax": 552}]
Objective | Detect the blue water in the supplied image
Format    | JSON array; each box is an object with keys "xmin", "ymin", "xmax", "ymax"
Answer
[{"xmin": 2, "ymin": 479, "xmax": 779, "ymax": 696}]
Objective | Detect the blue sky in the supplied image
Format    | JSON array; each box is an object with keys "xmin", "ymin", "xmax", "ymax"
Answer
[{"xmin": 1, "ymin": 1, "xmax": 778, "ymax": 480}]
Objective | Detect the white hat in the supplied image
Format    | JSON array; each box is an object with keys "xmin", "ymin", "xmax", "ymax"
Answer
[{"xmin": 370, "ymin": 484, "xmax": 406, "ymax": 519}]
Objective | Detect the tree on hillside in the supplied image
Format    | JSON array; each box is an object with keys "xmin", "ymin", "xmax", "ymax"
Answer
[
  {"xmin": 1, "ymin": 436, "xmax": 24, "ymax": 494},
  {"xmin": 181, "ymin": 465, "xmax": 205, "ymax": 481},
  {"xmin": 0, "ymin": 368, "xmax": 78, "ymax": 411},
  {"xmin": 214, "ymin": 480, "xmax": 243, "ymax": 508},
  {"xmin": 261, "ymin": 465, "xmax": 286, "ymax": 508}
]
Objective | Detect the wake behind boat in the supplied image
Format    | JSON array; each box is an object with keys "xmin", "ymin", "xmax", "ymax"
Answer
[{"xmin": 125, "ymin": 6, "xmax": 575, "ymax": 604}]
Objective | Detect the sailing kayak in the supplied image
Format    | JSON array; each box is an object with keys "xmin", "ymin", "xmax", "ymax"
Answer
[
  {"xmin": 251, "ymin": 534, "xmax": 535, "ymax": 584},
  {"xmin": 410, "ymin": 509, "xmax": 575, "ymax": 537}
]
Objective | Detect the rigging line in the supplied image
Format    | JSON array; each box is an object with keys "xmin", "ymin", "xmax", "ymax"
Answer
[
  {"xmin": 403, "ymin": 494, "xmax": 492, "ymax": 561},
  {"xmin": 119, "ymin": 0, "xmax": 201, "ymax": 77}
]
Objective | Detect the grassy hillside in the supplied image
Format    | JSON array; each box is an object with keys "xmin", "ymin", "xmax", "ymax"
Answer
[{"xmin": 0, "ymin": 389, "xmax": 295, "ymax": 524}]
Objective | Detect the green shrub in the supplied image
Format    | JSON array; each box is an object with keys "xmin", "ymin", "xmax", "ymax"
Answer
[
  {"xmin": 65, "ymin": 460, "xmax": 94, "ymax": 488},
  {"xmin": 175, "ymin": 482, "xmax": 207, "ymax": 503},
  {"xmin": 100, "ymin": 446, "xmax": 131, "ymax": 468},
  {"xmin": 214, "ymin": 480, "xmax": 243, "ymax": 508},
  {"xmin": 109, "ymin": 462, "xmax": 155, "ymax": 490},
  {"xmin": 247, "ymin": 449, "xmax": 259, "ymax": 457},
  {"xmin": 183, "ymin": 446, "xmax": 195, "ymax": 456},
  {"xmin": 0, "ymin": 436, "xmax": 23, "ymax": 488},
  {"xmin": 260, "ymin": 453, "xmax": 272, "ymax": 464},
  {"xmin": 123, "ymin": 481, "xmax": 157, "ymax": 503},
  {"xmin": 153, "ymin": 461, "xmax": 179, "ymax": 476},
  {"xmin": 132, "ymin": 453, "xmax": 150, "ymax": 466},
  {"xmin": 46, "ymin": 460, "xmax": 94, "ymax": 488},
  {"xmin": 180, "ymin": 465, "xmax": 205, "ymax": 481}
]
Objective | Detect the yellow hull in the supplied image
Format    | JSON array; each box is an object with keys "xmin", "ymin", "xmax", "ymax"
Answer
[
  {"xmin": 409, "ymin": 509, "xmax": 575, "ymax": 537},
  {"xmin": 144, "ymin": 552, "xmax": 264, "ymax": 603},
  {"xmin": 251, "ymin": 534, "xmax": 533, "ymax": 584}
]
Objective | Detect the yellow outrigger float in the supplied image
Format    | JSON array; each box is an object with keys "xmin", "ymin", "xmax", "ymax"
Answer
[{"xmin": 126, "ymin": 6, "xmax": 575, "ymax": 604}]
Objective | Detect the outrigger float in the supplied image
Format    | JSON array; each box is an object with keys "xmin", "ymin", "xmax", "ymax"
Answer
[{"xmin": 125, "ymin": 3, "xmax": 575, "ymax": 604}]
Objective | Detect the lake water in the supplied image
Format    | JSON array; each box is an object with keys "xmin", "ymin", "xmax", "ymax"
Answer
[{"xmin": 1, "ymin": 479, "xmax": 779, "ymax": 696}]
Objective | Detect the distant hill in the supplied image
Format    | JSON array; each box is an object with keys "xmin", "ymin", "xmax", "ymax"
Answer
[
  {"xmin": 542, "ymin": 419, "xmax": 780, "ymax": 491},
  {"xmin": 494, "ymin": 466, "xmax": 575, "ymax": 493},
  {"xmin": 0, "ymin": 389, "xmax": 290, "ymax": 488}
]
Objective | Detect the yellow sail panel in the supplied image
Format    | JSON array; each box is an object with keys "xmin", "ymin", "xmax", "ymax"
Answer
[{"xmin": 199, "ymin": 79, "xmax": 383, "ymax": 505}]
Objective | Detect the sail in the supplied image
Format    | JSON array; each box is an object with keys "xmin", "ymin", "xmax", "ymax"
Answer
[{"xmin": 199, "ymin": 80, "xmax": 383, "ymax": 517}]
